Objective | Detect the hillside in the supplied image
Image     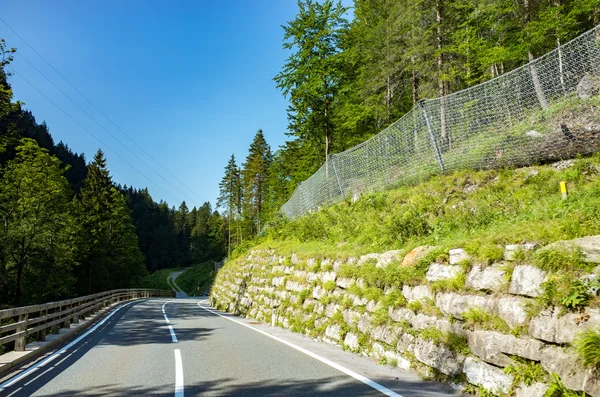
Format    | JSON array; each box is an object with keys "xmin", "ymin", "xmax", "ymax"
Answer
[{"xmin": 212, "ymin": 151, "xmax": 600, "ymax": 396}]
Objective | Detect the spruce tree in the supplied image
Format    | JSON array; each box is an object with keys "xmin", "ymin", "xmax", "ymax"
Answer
[
  {"xmin": 242, "ymin": 130, "xmax": 272, "ymax": 235},
  {"xmin": 217, "ymin": 154, "xmax": 241, "ymax": 255}
]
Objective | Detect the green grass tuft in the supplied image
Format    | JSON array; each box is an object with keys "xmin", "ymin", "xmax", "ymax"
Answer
[{"xmin": 573, "ymin": 327, "xmax": 600, "ymax": 369}]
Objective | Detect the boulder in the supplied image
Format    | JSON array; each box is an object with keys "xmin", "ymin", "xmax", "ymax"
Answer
[
  {"xmin": 530, "ymin": 308, "xmax": 600, "ymax": 344},
  {"xmin": 401, "ymin": 245, "xmax": 439, "ymax": 267},
  {"xmin": 402, "ymin": 285, "xmax": 434, "ymax": 302},
  {"xmin": 449, "ymin": 248, "xmax": 471, "ymax": 265},
  {"xmin": 466, "ymin": 264, "xmax": 506, "ymax": 292},
  {"xmin": 426, "ymin": 263, "xmax": 463, "ymax": 282},
  {"xmin": 306, "ymin": 272, "xmax": 319, "ymax": 283},
  {"xmin": 463, "ymin": 356, "xmax": 513, "ymax": 395},
  {"xmin": 509, "ymin": 265, "xmax": 548, "ymax": 297},
  {"xmin": 285, "ymin": 280, "xmax": 304, "ymax": 292}
]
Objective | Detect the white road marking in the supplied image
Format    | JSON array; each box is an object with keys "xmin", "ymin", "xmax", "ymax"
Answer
[
  {"xmin": 168, "ymin": 326, "xmax": 178, "ymax": 343},
  {"xmin": 197, "ymin": 302, "xmax": 403, "ymax": 397},
  {"xmin": 164, "ymin": 314, "xmax": 170, "ymax": 323},
  {"xmin": 174, "ymin": 349, "xmax": 184, "ymax": 397},
  {"xmin": 0, "ymin": 300, "xmax": 138, "ymax": 391}
]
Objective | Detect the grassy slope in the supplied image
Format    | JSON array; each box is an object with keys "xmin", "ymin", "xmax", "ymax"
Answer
[
  {"xmin": 176, "ymin": 262, "xmax": 216, "ymax": 296},
  {"xmin": 140, "ymin": 268, "xmax": 182, "ymax": 291},
  {"xmin": 255, "ymin": 151, "xmax": 600, "ymax": 264}
]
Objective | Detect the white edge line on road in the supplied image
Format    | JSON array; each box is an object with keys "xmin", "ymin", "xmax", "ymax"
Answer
[
  {"xmin": 174, "ymin": 349, "xmax": 184, "ymax": 397},
  {"xmin": 164, "ymin": 314, "xmax": 170, "ymax": 323},
  {"xmin": 168, "ymin": 326, "xmax": 178, "ymax": 343},
  {"xmin": 196, "ymin": 302, "xmax": 403, "ymax": 397},
  {"xmin": 0, "ymin": 300, "xmax": 138, "ymax": 391}
]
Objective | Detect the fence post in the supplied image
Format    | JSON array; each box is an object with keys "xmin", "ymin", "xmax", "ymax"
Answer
[
  {"xmin": 15, "ymin": 313, "xmax": 28, "ymax": 351},
  {"xmin": 330, "ymin": 155, "xmax": 344, "ymax": 197},
  {"xmin": 418, "ymin": 100, "xmax": 445, "ymax": 172}
]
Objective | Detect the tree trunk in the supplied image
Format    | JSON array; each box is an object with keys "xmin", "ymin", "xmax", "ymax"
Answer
[
  {"xmin": 523, "ymin": 0, "xmax": 549, "ymax": 110},
  {"xmin": 436, "ymin": 0, "xmax": 448, "ymax": 148},
  {"xmin": 386, "ymin": 76, "xmax": 392, "ymax": 124},
  {"xmin": 412, "ymin": 64, "xmax": 419, "ymax": 105}
]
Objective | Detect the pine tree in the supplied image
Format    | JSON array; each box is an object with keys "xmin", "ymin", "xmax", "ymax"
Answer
[
  {"xmin": 242, "ymin": 130, "xmax": 272, "ymax": 235},
  {"xmin": 217, "ymin": 154, "xmax": 241, "ymax": 255}
]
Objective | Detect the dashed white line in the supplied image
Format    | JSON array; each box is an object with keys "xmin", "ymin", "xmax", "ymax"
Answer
[
  {"xmin": 197, "ymin": 302, "xmax": 403, "ymax": 397},
  {"xmin": 174, "ymin": 349, "xmax": 184, "ymax": 397},
  {"xmin": 168, "ymin": 326, "xmax": 178, "ymax": 343}
]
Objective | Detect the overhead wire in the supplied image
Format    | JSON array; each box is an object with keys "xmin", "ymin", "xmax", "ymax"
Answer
[
  {"xmin": 0, "ymin": 17, "xmax": 203, "ymax": 206},
  {"xmin": 7, "ymin": 66, "xmax": 182, "ymax": 205}
]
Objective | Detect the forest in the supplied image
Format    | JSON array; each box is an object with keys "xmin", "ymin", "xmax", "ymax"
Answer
[
  {"xmin": 216, "ymin": 0, "xmax": 600, "ymax": 254},
  {"xmin": 0, "ymin": 40, "xmax": 225, "ymax": 307}
]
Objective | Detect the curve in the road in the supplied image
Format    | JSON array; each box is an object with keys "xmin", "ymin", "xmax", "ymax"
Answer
[{"xmin": 168, "ymin": 270, "xmax": 188, "ymax": 298}]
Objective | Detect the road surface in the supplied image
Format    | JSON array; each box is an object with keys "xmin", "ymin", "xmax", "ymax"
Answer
[
  {"xmin": 168, "ymin": 271, "xmax": 188, "ymax": 298},
  {"xmin": 0, "ymin": 298, "xmax": 462, "ymax": 396}
]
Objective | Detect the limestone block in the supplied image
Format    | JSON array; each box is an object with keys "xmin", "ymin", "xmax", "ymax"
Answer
[
  {"xmin": 543, "ymin": 235, "xmax": 600, "ymax": 264},
  {"xmin": 466, "ymin": 264, "xmax": 506, "ymax": 292},
  {"xmin": 540, "ymin": 345, "xmax": 600, "ymax": 395},
  {"xmin": 312, "ymin": 285, "xmax": 327, "ymax": 300},
  {"xmin": 412, "ymin": 338, "xmax": 463, "ymax": 376},
  {"xmin": 509, "ymin": 265, "xmax": 548, "ymax": 297},
  {"xmin": 325, "ymin": 324, "xmax": 341, "ymax": 341},
  {"xmin": 410, "ymin": 313, "xmax": 438, "ymax": 330},
  {"xmin": 285, "ymin": 280, "xmax": 304, "ymax": 292},
  {"xmin": 272, "ymin": 276, "xmax": 285, "ymax": 287},
  {"xmin": 306, "ymin": 272, "xmax": 319, "ymax": 283},
  {"xmin": 463, "ymin": 356, "xmax": 513, "ymax": 395},
  {"xmin": 402, "ymin": 285, "xmax": 434, "ymax": 302},
  {"xmin": 449, "ymin": 248, "xmax": 471, "ymax": 265},
  {"xmin": 376, "ymin": 250, "xmax": 404, "ymax": 268},
  {"xmin": 351, "ymin": 295, "xmax": 368, "ymax": 306},
  {"xmin": 515, "ymin": 383, "xmax": 548, "ymax": 397},
  {"xmin": 293, "ymin": 270, "xmax": 307, "ymax": 279},
  {"xmin": 530, "ymin": 308, "xmax": 600, "ymax": 344},
  {"xmin": 491, "ymin": 296, "xmax": 530, "ymax": 328},
  {"xmin": 401, "ymin": 245, "xmax": 439, "ymax": 267},
  {"xmin": 291, "ymin": 253, "xmax": 299, "ymax": 264},
  {"xmin": 435, "ymin": 292, "xmax": 490, "ymax": 320},
  {"xmin": 426, "ymin": 263, "xmax": 464, "ymax": 282},
  {"xmin": 320, "ymin": 271, "xmax": 337, "ymax": 283},
  {"xmin": 384, "ymin": 351, "xmax": 411, "ymax": 370},
  {"xmin": 358, "ymin": 312, "xmax": 371, "ymax": 334},
  {"xmin": 366, "ymin": 300, "xmax": 381, "ymax": 313},
  {"xmin": 336, "ymin": 277, "xmax": 355, "ymax": 289},
  {"xmin": 578, "ymin": 74, "xmax": 600, "ymax": 100},
  {"xmin": 344, "ymin": 332, "xmax": 359, "ymax": 351},
  {"xmin": 358, "ymin": 253, "xmax": 380, "ymax": 266},
  {"xmin": 314, "ymin": 317, "xmax": 327, "ymax": 329},
  {"xmin": 389, "ymin": 307, "xmax": 415, "ymax": 323},
  {"xmin": 325, "ymin": 303, "xmax": 341, "ymax": 318},
  {"xmin": 504, "ymin": 243, "xmax": 537, "ymax": 261},
  {"xmin": 342, "ymin": 309, "xmax": 360, "ymax": 327},
  {"xmin": 283, "ymin": 266, "xmax": 293, "ymax": 274},
  {"xmin": 272, "ymin": 265, "xmax": 285, "ymax": 273},
  {"xmin": 370, "ymin": 325, "xmax": 400, "ymax": 346},
  {"xmin": 467, "ymin": 330, "xmax": 545, "ymax": 367},
  {"xmin": 333, "ymin": 260, "xmax": 343, "ymax": 272}
]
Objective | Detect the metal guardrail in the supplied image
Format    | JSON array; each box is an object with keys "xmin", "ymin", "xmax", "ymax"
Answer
[{"xmin": 0, "ymin": 289, "xmax": 174, "ymax": 354}]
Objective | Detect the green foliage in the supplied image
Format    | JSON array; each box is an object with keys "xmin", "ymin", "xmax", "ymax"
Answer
[
  {"xmin": 322, "ymin": 280, "xmax": 337, "ymax": 291},
  {"xmin": 141, "ymin": 268, "xmax": 181, "ymax": 291},
  {"xmin": 534, "ymin": 246, "xmax": 589, "ymax": 273},
  {"xmin": 545, "ymin": 373, "xmax": 588, "ymax": 397},
  {"xmin": 463, "ymin": 307, "xmax": 510, "ymax": 334},
  {"xmin": 537, "ymin": 273, "xmax": 594, "ymax": 311},
  {"xmin": 431, "ymin": 273, "xmax": 467, "ymax": 293},
  {"xmin": 573, "ymin": 328, "xmax": 600, "ymax": 369},
  {"xmin": 176, "ymin": 262, "xmax": 216, "ymax": 296},
  {"xmin": 504, "ymin": 357, "xmax": 548, "ymax": 387}
]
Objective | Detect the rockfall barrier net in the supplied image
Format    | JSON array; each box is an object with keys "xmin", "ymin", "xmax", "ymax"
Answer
[{"xmin": 281, "ymin": 26, "xmax": 600, "ymax": 219}]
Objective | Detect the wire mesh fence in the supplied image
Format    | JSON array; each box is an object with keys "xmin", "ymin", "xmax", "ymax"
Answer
[{"xmin": 281, "ymin": 25, "xmax": 600, "ymax": 220}]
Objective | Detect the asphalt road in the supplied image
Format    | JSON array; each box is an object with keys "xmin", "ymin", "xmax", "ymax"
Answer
[{"xmin": 0, "ymin": 298, "xmax": 462, "ymax": 397}]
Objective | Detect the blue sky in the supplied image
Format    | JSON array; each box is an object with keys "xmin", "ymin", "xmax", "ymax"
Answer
[{"xmin": 1, "ymin": 0, "xmax": 352, "ymax": 210}]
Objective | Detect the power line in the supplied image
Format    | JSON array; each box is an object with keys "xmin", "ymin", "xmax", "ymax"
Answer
[
  {"xmin": 0, "ymin": 17, "xmax": 202, "ymax": 205},
  {"xmin": 9, "ymin": 47, "xmax": 198, "ymax": 207},
  {"xmin": 7, "ymin": 67, "xmax": 182, "ymax": 205}
]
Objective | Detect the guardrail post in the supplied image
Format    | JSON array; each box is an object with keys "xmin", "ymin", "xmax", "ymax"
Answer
[
  {"xmin": 15, "ymin": 313, "xmax": 29, "ymax": 351},
  {"xmin": 51, "ymin": 307, "xmax": 61, "ymax": 334},
  {"xmin": 38, "ymin": 309, "xmax": 47, "ymax": 341}
]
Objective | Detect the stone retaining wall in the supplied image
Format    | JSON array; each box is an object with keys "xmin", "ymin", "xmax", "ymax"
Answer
[{"xmin": 211, "ymin": 237, "xmax": 600, "ymax": 396}]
